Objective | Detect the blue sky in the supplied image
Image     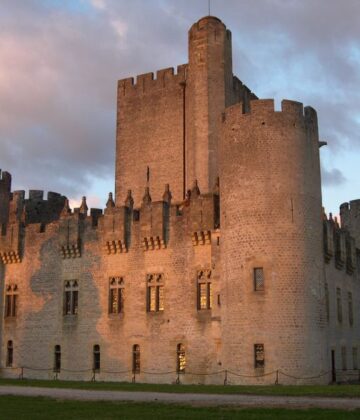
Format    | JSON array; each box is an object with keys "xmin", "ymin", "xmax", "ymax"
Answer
[{"xmin": 0, "ymin": 0, "xmax": 359, "ymax": 215}]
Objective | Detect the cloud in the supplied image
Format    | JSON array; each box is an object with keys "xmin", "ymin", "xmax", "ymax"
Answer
[
  {"xmin": 321, "ymin": 167, "xmax": 347, "ymax": 187},
  {"xmin": 0, "ymin": 0, "xmax": 359, "ymax": 209}
]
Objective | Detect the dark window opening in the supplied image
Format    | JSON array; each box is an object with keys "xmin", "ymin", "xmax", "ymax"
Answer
[
  {"xmin": 93, "ymin": 345, "xmax": 100, "ymax": 372},
  {"xmin": 6, "ymin": 340, "xmax": 13, "ymax": 367},
  {"xmin": 54, "ymin": 345, "xmax": 61, "ymax": 372}
]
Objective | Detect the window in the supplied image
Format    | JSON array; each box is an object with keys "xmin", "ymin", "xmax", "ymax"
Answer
[
  {"xmin": 5, "ymin": 285, "xmax": 18, "ymax": 318},
  {"xmin": 197, "ymin": 270, "xmax": 212, "ymax": 310},
  {"xmin": 6, "ymin": 341, "xmax": 13, "ymax": 367},
  {"xmin": 64, "ymin": 280, "xmax": 78, "ymax": 315},
  {"xmin": 54, "ymin": 345, "xmax": 61, "ymax": 372},
  {"xmin": 147, "ymin": 274, "xmax": 164, "ymax": 312},
  {"xmin": 254, "ymin": 344, "xmax": 265, "ymax": 368},
  {"xmin": 109, "ymin": 277, "xmax": 124, "ymax": 314},
  {"xmin": 348, "ymin": 292, "xmax": 353, "ymax": 326},
  {"xmin": 325, "ymin": 283, "xmax": 330, "ymax": 321},
  {"xmin": 336, "ymin": 288, "xmax": 342, "ymax": 323},
  {"xmin": 132, "ymin": 345, "xmax": 140, "ymax": 374},
  {"xmin": 93, "ymin": 345, "xmax": 100, "ymax": 372},
  {"xmin": 254, "ymin": 268, "xmax": 264, "ymax": 291},
  {"xmin": 341, "ymin": 346, "xmax": 347, "ymax": 371},
  {"xmin": 353, "ymin": 347, "xmax": 358, "ymax": 370},
  {"xmin": 177, "ymin": 344, "xmax": 186, "ymax": 373}
]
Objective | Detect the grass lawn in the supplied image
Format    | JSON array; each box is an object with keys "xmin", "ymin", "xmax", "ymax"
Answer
[
  {"xmin": 0, "ymin": 396, "xmax": 359, "ymax": 420},
  {"xmin": 0, "ymin": 378, "xmax": 360, "ymax": 398}
]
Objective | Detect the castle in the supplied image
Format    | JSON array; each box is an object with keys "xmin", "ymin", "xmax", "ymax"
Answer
[{"xmin": 0, "ymin": 16, "xmax": 359, "ymax": 385}]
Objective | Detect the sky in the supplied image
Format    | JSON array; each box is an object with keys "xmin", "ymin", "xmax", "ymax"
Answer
[{"xmin": 0, "ymin": 0, "xmax": 359, "ymax": 215}]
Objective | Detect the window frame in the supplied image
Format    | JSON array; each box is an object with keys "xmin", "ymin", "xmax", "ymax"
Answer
[
  {"xmin": 253, "ymin": 267, "xmax": 265, "ymax": 292},
  {"xmin": 54, "ymin": 345, "xmax": 61, "ymax": 373},
  {"xmin": 93, "ymin": 344, "xmax": 101, "ymax": 372},
  {"xmin": 63, "ymin": 280, "xmax": 79, "ymax": 316},
  {"xmin": 4, "ymin": 285, "xmax": 18, "ymax": 318},
  {"xmin": 132, "ymin": 344, "xmax": 140, "ymax": 374},
  {"xmin": 146, "ymin": 274, "xmax": 164, "ymax": 313},
  {"xmin": 6, "ymin": 340, "xmax": 13, "ymax": 367},
  {"xmin": 254, "ymin": 343, "xmax": 265, "ymax": 369},
  {"xmin": 177, "ymin": 343, "xmax": 186, "ymax": 373},
  {"xmin": 109, "ymin": 277, "xmax": 125, "ymax": 315},
  {"xmin": 197, "ymin": 270, "xmax": 212, "ymax": 310}
]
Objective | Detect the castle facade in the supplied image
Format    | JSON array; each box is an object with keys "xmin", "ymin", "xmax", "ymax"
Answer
[{"xmin": 0, "ymin": 16, "xmax": 359, "ymax": 385}]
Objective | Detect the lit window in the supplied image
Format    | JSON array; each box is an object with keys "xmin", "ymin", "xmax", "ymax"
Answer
[
  {"xmin": 147, "ymin": 274, "xmax": 164, "ymax": 312},
  {"xmin": 64, "ymin": 280, "xmax": 79, "ymax": 315},
  {"xmin": 109, "ymin": 277, "xmax": 124, "ymax": 314},
  {"xmin": 341, "ymin": 346, "xmax": 347, "ymax": 371},
  {"xmin": 6, "ymin": 341, "xmax": 13, "ymax": 367},
  {"xmin": 5, "ymin": 285, "xmax": 18, "ymax": 318},
  {"xmin": 254, "ymin": 344, "xmax": 265, "ymax": 368},
  {"xmin": 197, "ymin": 270, "xmax": 212, "ymax": 310},
  {"xmin": 177, "ymin": 344, "xmax": 186, "ymax": 373},
  {"xmin": 54, "ymin": 345, "xmax": 61, "ymax": 373},
  {"xmin": 336, "ymin": 288, "xmax": 342, "ymax": 324},
  {"xmin": 348, "ymin": 292, "xmax": 353, "ymax": 326},
  {"xmin": 132, "ymin": 344, "xmax": 140, "ymax": 374},
  {"xmin": 254, "ymin": 268, "xmax": 264, "ymax": 291},
  {"xmin": 93, "ymin": 345, "xmax": 100, "ymax": 372}
]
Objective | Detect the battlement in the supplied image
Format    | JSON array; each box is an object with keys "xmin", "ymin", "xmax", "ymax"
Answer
[
  {"xmin": 323, "ymin": 212, "xmax": 357, "ymax": 273},
  {"xmin": 118, "ymin": 64, "xmax": 188, "ymax": 97},
  {"xmin": 0, "ymin": 169, "xmax": 11, "ymax": 187},
  {"xmin": 224, "ymin": 99, "xmax": 318, "ymax": 124}
]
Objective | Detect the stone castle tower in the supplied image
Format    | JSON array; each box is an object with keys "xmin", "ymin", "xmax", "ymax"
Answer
[{"xmin": 0, "ymin": 16, "xmax": 358, "ymax": 384}]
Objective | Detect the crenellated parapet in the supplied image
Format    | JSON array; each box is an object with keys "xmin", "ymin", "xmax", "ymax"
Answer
[
  {"xmin": 118, "ymin": 64, "xmax": 187, "ymax": 97},
  {"xmin": 99, "ymin": 192, "xmax": 132, "ymax": 254},
  {"xmin": 323, "ymin": 211, "xmax": 357, "ymax": 274},
  {"xmin": 183, "ymin": 181, "xmax": 220, "ymax": 246},
  {"xmin": 140, "ymin": 185, "xmax": 171, "ymax": 251}
]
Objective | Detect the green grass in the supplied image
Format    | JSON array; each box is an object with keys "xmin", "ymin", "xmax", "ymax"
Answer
[
  {"xmin": 0, "ymin": 396, "xmax": 359, "ymax": 420},
  {"xmin": 0, "ymin": 377, "xmax": 360, "ymax": 398}
]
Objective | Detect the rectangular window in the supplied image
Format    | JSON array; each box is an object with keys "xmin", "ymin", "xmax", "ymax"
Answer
[
  {"xmin": 348, "ymin": 292, "xmax": 353, "ymax": 326},
  {"xmin": 254, "ymin": 268, "xmax": 264, "ymax": 291},
  {"xmin": 4, "ymin": 285, "xmax": 18, "ymax": 318},
  {"xmin": 197, "ymin": 270, "xmax": 212, "ymax": 310},
  {"xmin": 353, "ymin": 347, "xmax": 358, "ymax": 370},
  {"xmin": 109, "ymin": 277, "xmax": 124, "ymax": 314},
  {"xmin": 147, "ymin": 274, "xmax": 164, "ymax": 312},
  {"xmin": 64, "ymin": 280, "xmax": 79, "ymax": 316},
  {"xmin": 341, "ymin": 346, "xmax": 347, "ymax": 371},
  {"xmin": 254, "ymin": 344, "xmax": 265, "ymax": 368},
  {"xmin": 336, "ymin": 288, "xmax": 342, "ymax": 323}
]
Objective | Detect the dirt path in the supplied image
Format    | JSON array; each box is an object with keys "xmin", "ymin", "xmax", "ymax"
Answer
[{"xmin": 0, "ymin": 385, "xmax": 360, "ymax": 410}]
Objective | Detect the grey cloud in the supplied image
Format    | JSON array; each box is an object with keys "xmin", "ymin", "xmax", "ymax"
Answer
[{"xmin": 321, "ymin": 167, "xmax": 347, "ymax": 187}]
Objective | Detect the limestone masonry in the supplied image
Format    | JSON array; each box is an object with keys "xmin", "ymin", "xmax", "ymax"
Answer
[{"xmin": 0, "ymin": 16, "xmax": 359, "ymax": 385}]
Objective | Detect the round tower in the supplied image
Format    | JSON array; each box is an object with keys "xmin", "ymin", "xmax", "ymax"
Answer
[
  {"xmin": 186, "ymin": 16, "xmax": 233, "ymax": 194},
  {"xmin": 219, "ymin": 99, "xmax": 328, "ymax": 383}
]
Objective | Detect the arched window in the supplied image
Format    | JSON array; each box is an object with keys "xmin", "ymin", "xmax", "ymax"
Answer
[
  {"xmin": 132, "ymin": 344, "xmax": 140, "ymax": 374},
  {"xmin": 6, "ymin": 341, "xmax": 13, "ymax": 367},
  {"xmin": 177, "ymin": 344, "xmax": 186, "ymax": 373},
  {"xmin": 54, "ymin": 345, "xmax": 61, "ymax": 373},
  {"xmin": 93, "ymin": 345, "xmax": 100, "ymax": 372}
]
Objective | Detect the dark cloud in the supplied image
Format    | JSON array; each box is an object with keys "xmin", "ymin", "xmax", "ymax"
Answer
[{"xmin": 0, "ymin": 0, "xmax": 359, "ymax": 206}]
